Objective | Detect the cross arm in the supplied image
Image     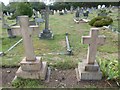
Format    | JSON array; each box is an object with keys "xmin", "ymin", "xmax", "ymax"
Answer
[{"xmin": 82, "ymin": 36, "xmax": 91, "ymax": 44}]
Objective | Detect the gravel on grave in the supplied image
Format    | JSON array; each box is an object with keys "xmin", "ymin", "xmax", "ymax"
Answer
[{"xmin": 1, "ymin": 67, "xmax": 118, "ymax": 88}]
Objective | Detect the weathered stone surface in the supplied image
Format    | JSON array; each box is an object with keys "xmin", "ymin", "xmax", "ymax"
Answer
[
  {"xmin": 78, "ymin": 60, "xmax": 99, "ymax": 72},
  {"xmin": 20, "ymin": 57, "xmax": 42, "ymax": 71},
  {"xmin": 15, "ymin": 16, "xmax": 50, "ymax": 81},
  {"xmin": 16, "ymin": 61, "xmax": 48, "ymax": 80},
  {"xmin": 82, "ymin": 28, "xmax": 106, "ymax": 64},
  {"xmin": 16, "ymin": 67, "xmax": 41, "ymax": 79},
  {"xmin": 11, "ymin": 25, "xmax": 40, "ymax": 36},
  {"xmin": 40, "ymin": 62, "xmax": 48, "ymax": 80},
  {"xmin": 76, "ymin": 68, "xmax": 102, "ymax": 81},
  {"xmin": 76, "ymin": 28, "xmax": 106, "ymax": 80}
]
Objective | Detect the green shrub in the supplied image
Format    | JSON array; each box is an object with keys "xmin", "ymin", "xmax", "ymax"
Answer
[{"xmin": 89, "ymin": 16, "xmax": 113, "ymax": 27}]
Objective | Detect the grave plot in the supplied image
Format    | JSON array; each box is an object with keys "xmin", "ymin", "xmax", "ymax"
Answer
[{"xmin": 1, "ymin": 2, "xmax": 119, "ymax": 88}]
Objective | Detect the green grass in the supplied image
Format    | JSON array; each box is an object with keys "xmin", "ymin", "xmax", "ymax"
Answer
[
  {"xmin": 1, "ymin": 9, "xmax": 118, "ymax": 70},
  {"xmin": 12, "ymin": 78, "xmax": 46, "ymax": 88}
]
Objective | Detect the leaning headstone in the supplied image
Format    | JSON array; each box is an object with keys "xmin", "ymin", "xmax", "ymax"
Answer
[
  {"xmin": 76, "ymin": 28, "xmax": 106, "ymax": 80},
  {"xmin": 15, "ymin": 16, "xmax": 49, "ymax": 80}
]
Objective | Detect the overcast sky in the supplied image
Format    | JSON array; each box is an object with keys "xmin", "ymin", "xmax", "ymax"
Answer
[{"xmin": 0, "ymin": 0, "xmax": 9, "ymax": 5}]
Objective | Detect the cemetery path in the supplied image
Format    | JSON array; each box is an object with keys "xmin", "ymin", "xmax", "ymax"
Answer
[{"xmin": 1, "ymin": 67, "xmax": 118, "ymax": 88}]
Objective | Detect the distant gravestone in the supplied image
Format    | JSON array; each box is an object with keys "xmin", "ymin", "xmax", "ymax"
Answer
[
  {"xmin": 76, "ymin": 28, "xmax": 106, "ymax": 80},
  {"xmin": 75, "ymin": 7, "xmax": 80, "ymax": 18},
  {"xmin": 35, "ymin": 18, "xmax": 44, "ymax": 25},
  {"xmin": 64, "ymin": 8, "xmax": 68, "ymax": 14},
  {"xmin": 70, "ymin": 6, "xmax": 74, "ymax": 14},
  {"xmin": 83, "ymin": 10, "xmax": 89, "ymax": 19},
  {"xmin": 15, "ymin": 16, "xmax": 49, "ymax": 80},
  {"xmin": 39, "ymin": 5, "xmax": 53, "ymax": 39},
  {"xmin": 102, "ymin": 5, "xmax": 106, "ymax": 9},
  {"xmin": 98, "ymin": 5, "xmax": 101, "ymax": 9}
]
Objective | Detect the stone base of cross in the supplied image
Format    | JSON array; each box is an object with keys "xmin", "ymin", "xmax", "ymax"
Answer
[
  {"xmin": 76, "ymin": 28, "xmax": 106, "ymax": 80},
  {"xmin": 16, "ymin": 57, "xmax": 49, "ymax": 80},
  {"xmin": 14, "ymin": 16, "xmax": 50, "ymax": 81},
  {"xmin": 39, "ymin": 30, "xmax": 53, "ymax": 39}
]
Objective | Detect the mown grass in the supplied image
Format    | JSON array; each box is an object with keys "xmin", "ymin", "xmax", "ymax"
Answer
[{"xmin": 1, "ymin": 9, "xmax": 118, "ymax": 71}]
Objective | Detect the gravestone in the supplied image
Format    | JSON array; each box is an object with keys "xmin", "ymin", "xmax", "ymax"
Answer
[
  {"xmin": 35, "ymin": 18, "xmax": 44, "ymax": 25},
  {"xmin": 11, "ymin": 19, "xmax": 40, "ymax": 37},
  {"xmin": 70, "ymin": 6, "xmax": 74, "ymax": 14},
  {"xmin": 75, "ymin": 7, "xmax": 80, "ymax": 20},
  {"xmin": 15, "ymin": 16, "xmax": 49, "ymax": 80},
  {"xmin": 83, "ymin": 10, "xmax": 89, "ymax": 19},
  {"xmin": 98, "ymin": 5, "xmax": 101, "ymax": 9},
  {"xmin": 39, "ymin": 5, "xmax": 53, "ymax": 39},
  {"xmin": 76, "ymin": 28, "xmax": 106, "ymax": 80},
  {"xmin": 64, "ymin": 8, "xmax": 68, "ymax": 14}
]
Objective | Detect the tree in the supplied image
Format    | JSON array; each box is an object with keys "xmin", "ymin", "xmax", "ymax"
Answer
[{"xmin": 15, "ymin": 2, "xmax": 33, "ymax": 17}]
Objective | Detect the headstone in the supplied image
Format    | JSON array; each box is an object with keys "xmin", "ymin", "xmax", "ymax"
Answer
[
  {"xmin": 83, "ymin": 10, "xmax": 89, "ymax": 19},
  {"xmin": 15, "ymin": 16, "xmax": 49, "ymax": 80},
  {"xmin": 57, "ymin": 10, "xmax": 60, "ymax": 13},
  {"xmin": 39, "ymin": 5, "xmax": 53, "ymax": 39},
  {"xmin": 35, "ymin": 18, "xmax": 44, "ymax": 25},
  {"xmin": 11, "ymin": 19, "xmax": 40, "ymax": 37},
  {"xmin": 76, "ymin": 28, "xmax": 106, "ymax": 80},
  {"xmin": 54, "ymin": 10, "xmax": 56, "ymax": 14},
  {"xmin": 98, "ymin": 5, "xmax": 101, "ymax": 9},
  {"xmin": 70, "ymin": 6, "xmax": 74, "ymax": 14},
  {"xmin": 75, "ymin": 7, "xmax": 80, "ymax": 19},
  {"xmin": 101, "ymin": 5, "xmax": 106, "ymax": 9},
  {"xmin": 64, "ymin": 8, "xmax": 68, "ymax": 14}
]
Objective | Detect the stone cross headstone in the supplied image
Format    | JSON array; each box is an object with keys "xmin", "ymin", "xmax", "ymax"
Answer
[
  {"xmin": 76, "ymin": 28, "xmax": 106, "ymax": 80},
  {"xmin": 15, "ymin": 16, "xmax": 49, "ymax": 80},
  {"xmin": 82, "ymin": 28, "xmax": 106, "ymax": 64},
  {"xmin": 10, "ymin": 18, "xmax": 40, "ymax": 37},
  {"xmin": 39, "ymin": 5, "xmax": 53, "ymax": 39}
]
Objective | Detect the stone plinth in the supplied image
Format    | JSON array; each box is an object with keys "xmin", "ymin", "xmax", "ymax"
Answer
[
  {"xmin": 16, "ymin": 57, "xmax": 48, "ymax": 80},
  {"xmin": 76, "ymin": 60, "xmax": 102, "ymax": 81},
  {"xmin": 39, "ymin": 30, "xmax": 53, "ymax": 39}
]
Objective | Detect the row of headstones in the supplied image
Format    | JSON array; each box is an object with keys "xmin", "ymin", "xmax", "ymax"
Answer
[{"xmin": 14, "ymin": 16, "xmax": 106, "ymax": 81}]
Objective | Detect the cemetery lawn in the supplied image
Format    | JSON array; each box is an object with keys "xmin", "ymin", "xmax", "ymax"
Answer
[{"xmin": 1, "ymin": 9, "xmax": 119, "ymax": 88}]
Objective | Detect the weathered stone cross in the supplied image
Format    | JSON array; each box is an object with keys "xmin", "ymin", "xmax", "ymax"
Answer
[
  {"xmin": 19, "ymin": 16, "xmax": 36, "ymax": 61},
  {"xmin": 82, "ymin": 28, "xmax": 106, "ymax": 64},
  {"xmin": 15, "ymin": 16, "xmax": 49, "ymax": 80},
  {"xmin": 11, "ymin": 20, "xmax": 40, "ymax": 36}
]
